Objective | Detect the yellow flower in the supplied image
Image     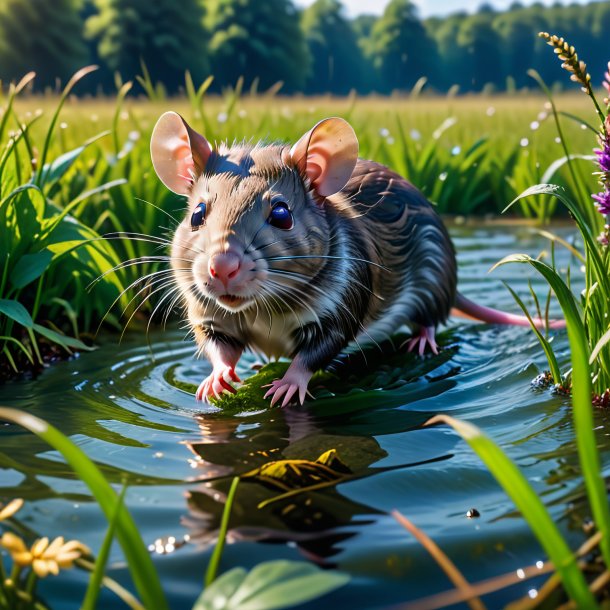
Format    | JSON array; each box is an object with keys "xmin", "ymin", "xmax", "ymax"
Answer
[
  {"xmin": 0, "ymin": 532, "xmax": 90, "ymax": 578},
  {"xmin": 0, "ymin": 498, "xmax": 23, "ymax": 521}
]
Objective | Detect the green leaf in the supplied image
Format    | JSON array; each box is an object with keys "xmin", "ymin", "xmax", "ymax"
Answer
[
  {"xmin": 36, "ymin": 131, "xmax": 110, "ymax": 187},
  {"xmin": 194, "ymin": 568, "xmax": 246, "ymax": 610},
  {"xmin": 0, "ymin": 408, "xmax": 169, "ymax": 610},
  {"xmin": 194, "ymin": 561, "xmax": 349, "ymax": 610},
  {"xmin": 0, "ymin": 299, "xmax": 34, "ymax": 328},
  {"xmin": 426, "ymin": 415, "xmax": 597, "ymax": 608},
  {"xmin": 32, "ymin": 323, "xmax": 93, "ymax": 352},
  {"xmin": 10, "ymin": 250, "xmax": 53, "ymax": 289}
]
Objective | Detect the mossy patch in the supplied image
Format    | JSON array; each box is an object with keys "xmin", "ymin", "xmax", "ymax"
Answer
[{"xmin": 210, "ymin": 362, "xmax": 335, "ymax": 413}]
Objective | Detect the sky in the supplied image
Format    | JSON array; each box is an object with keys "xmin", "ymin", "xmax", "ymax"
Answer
[{"xmin": 294, "ymin": 0, "xmax": 593, "ymax": 18}]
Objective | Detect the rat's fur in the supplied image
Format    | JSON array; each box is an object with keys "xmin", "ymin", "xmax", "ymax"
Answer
[{"xmin": 171, "ymin": 141, "xmax": 456, "ymax": 377}]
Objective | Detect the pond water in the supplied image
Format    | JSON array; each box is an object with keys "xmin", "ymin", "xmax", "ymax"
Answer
[{"xmin": 1, "ymin": 223, "xmax": 609, "ymax": 609}]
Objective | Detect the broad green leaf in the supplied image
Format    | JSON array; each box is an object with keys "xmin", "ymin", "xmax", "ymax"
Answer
[
  {"xmin": 36, "ymin": 131, "xmax": 109, "ymax": 187},
  {"xmin": 194, "ymin": 561, "xmax": 349, "ymax": 610},
  {"xmin": 194, "ymin": 569, "xmax": 246, "ymax": 610},
  {"xmin": 0, "ymin": 299, "xmax": 34, "ymax": 328},
  {"xmin": 426, "ymin": 415, "xmax": 596, "ymax": 608},
  {"xmin": 32, "ymin": 323, "xmax": 93, "ymax": 352},
  {"xmin": 10, "ymin": 250, "xmax": 53, "ymax": 289},
  {"xmin": 541, "ymin": 154, "xmax": 595, "ymax": 184},
  {"xmin": 0, "ymin": 407, "xmax": 169, "ymax": 610}
]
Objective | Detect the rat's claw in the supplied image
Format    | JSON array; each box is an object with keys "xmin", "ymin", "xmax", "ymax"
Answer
[
  {"xmin": 263, "ymin": 364, "xmax": 313, "ymax": 407},
  {"xmin": 402, "ymin": 326, "xmax": 439, "ymax": 356},
  {"xmin": 195, "ymin": 365, "xmax": 239, "ymax": 402}
]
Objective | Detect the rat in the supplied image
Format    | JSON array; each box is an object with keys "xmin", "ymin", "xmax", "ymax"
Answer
[{"xmin": 150, "ymin": 112, "xmax": 561, "ymax": 407}]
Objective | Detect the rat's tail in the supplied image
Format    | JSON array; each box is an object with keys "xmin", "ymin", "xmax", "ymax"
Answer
[{"xmin": 452, "ymin": 293, "xmax": 566, "ymax": 330}]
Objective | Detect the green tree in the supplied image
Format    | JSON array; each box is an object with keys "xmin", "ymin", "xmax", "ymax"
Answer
[
  {"xmin": 0, "ymin": 0, "xmax": 88, "ymax": 88},
  {"xmin": 301, "ymin": 0, "xmax": 365, "ymax": 94},
  {"xmin": 493, "ymin": 10, "xmax": 542, "ymax": 88},
  {"xmin": 206, "ymin": 0, "xmax": 310, "ymax": 92},
  {"xmin": 367, "ymin": 0, "xmax": 439, "ymax": 93},
  {"xmin": 431, "ymin": 12, "xmax": 469, "ymax": 90},
  {"xmin": 86, "ymin": 0, "xmax": 209, "ymax": 93},
  {"xmin": 456, "ymin": 13, "xmax": 504, "ymax": 91}
]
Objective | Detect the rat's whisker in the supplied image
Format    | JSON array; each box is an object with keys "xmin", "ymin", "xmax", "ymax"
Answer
[{"xmin": 264, "ymin": 254, "xmax": 388, "ymax": 271}]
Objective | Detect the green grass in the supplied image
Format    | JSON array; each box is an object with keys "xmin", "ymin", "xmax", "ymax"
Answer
[{"xmin": 0, "ymin": 65, "xmax": 602, "ymax": 373}]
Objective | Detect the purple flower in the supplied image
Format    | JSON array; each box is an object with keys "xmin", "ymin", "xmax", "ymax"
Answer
[
  {"xmin": 593, "ymin": 190, "xmax": 610, "ymax": 215},
  {"xmin": 595, "ymin": 146, "xmax": 610, "ymax": 173}
]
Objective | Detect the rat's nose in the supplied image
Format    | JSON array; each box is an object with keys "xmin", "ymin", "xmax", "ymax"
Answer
[{"xmin": 209, "ymin": 252, "xmax": 241, "ymax": 285}]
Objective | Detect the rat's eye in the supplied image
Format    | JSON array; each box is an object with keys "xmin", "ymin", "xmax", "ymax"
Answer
[
  {"xmin": 190, "ymin": 201, "xmax": 207, "ymax": 231},
  {"xmin": 268, "ymin": 202, "xmax": 293, "ymax": 230}
]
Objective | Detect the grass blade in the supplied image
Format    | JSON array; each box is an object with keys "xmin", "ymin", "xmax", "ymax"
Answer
[
  {"xmin": 0, "ymin": 407, "xmax": 169, "ymax": 610},
  {"xmin": 392, "ymin": 510, "xmax": 486, "ymax": 610},
  {"xmin": 502, "ymin": 281, "xmax": 563, "ymax": 384},
  {"xmin": 425, "ymin": 414, "xmax": 597, "ymax": 608},
  {"xmin": 205, "ymin": 476, "xmax": 240, "ymax": 586},
  {"xmin": 81, "ymin": 483, "xmax": 128, "ymax": 610},
  {"xmin": 495, "ymin": 253, "xmax": 610, "ymax": 568}
]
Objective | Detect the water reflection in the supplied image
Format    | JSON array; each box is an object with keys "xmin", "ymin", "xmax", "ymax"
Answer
[{"xmin": 183, "ymin": 402, "xmax": 453, "ymax": 563}]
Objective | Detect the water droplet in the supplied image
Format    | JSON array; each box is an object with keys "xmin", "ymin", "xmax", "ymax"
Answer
[
  {"xmin": 528, "ymin": 589, "xmax": 538, "ymax": 599},
  {"xmin": 386, "ymin": 137, "xmax": 395, "ymax": 145},
  {"xmin": 537, "ymin": 112, "xmax": 548, "ymax": 121},
  {"xmin": 238, "ymin": 109, "xmax": 247, "ymax": 118},
  {"xmin": 60, "ymin": 122, "xmax": 68, "ymax": 129},
  {"xmin": 536, "ymin": 560, "xmax": 544, "ymax": 569},
  {"xmin": 439, "ymin": 172, "xmax": 448, "ymax": 182},
  {"xmin": 486, "ymin": 106, "xmax": 495, "ymax": 116},
  {"xmin": 379, "ymin": 127, "xmax": 390, "ymax": 138},
  {"xmin": 581, "ymin": 124, "xmax": 587, "ymax": 130},
  {"xmin": 410, "ymin": 129, "xmax": 421, "ymax": 141},
  {"xmin": 217, "ymin": 112, "xmax": 228, "ymax": 124},
  {"xmin": 530, "ymin": 121, "xmax": 540, "ymax": 131},
  {"xmin": 520, "ymin": 138, "xmax": 529, "ymax": 147},
  {"xmin": 555, "ymin": 137, "xmax": 561, "ymax": 144},
  {"xmin": 516, "ymin": 568, "xmax": 525, "ymax": 579},
  {"xmin": 153, "ymin": 452, "xmax": 164, "ymax": 459},
  {"xmin": 466, "ymin": 508, "xmax": 480, "ymax": 518}
]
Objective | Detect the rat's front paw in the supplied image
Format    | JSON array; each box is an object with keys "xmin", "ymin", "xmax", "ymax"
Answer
[
  {"xmin": 196, "ymin": 366, "xmax": 241, "ymax": 402},
  {"xmin": 263, "ymin": 367, "xmax": 313, "ymax": 407}
]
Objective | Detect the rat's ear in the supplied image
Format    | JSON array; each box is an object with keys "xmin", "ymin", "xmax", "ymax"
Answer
[
  {"xmin": 150, "ymin": 111, "xmax": 212, "ymax": 195},
  {"xmin": 290, "ymin": 117, "xmax": 358, "ymax": 198}
]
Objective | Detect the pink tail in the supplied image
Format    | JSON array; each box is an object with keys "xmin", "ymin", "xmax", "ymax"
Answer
[{"xmin": 453, "ymin": 293, "xmax": 566, "ymax": 330}]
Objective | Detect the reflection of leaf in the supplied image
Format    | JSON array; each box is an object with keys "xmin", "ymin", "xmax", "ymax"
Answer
[
  {"xmin": 241, "ymin": 450, "xmax": 351, "ymax": 492},
  {"xmin": 193, "ymin": 560, "xmax": 349, "ymax": 610}
]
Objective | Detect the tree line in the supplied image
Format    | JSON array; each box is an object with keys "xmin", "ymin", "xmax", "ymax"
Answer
[{"xmin": 0, "ymin": 0, "xmax": 608, "ymax": 95}]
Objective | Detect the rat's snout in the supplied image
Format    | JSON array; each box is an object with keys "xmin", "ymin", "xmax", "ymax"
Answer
[{"xmin": 208, "ymin": 252, "xmax": 241, "ymax": 286}]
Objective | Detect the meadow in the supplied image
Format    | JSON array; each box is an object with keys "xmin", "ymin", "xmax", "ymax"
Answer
[{"xmin": 1, "ymin": 60, "xmax": 610, "ymax": 610}]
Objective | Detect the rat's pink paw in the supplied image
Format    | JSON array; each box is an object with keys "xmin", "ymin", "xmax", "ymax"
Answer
[
  {"xmin": 403, "ymin": 326, "xmax": 439, "ymax": 356},
  {"xmin": 195, "ymin": 366, "xmax": 241, "ymax": 402},
  {"xmin": 263, "ymin": 368, "xmax": 313, "ymax": 407}
]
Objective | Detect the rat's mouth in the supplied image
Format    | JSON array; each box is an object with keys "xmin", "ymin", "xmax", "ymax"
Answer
[{"xmin": 217, "ymin": 294, "xmax": 252, "ymax": 309}]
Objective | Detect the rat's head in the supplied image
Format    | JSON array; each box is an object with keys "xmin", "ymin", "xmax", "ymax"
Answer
[{"xmin": 150, "ymin": 112, "xmax": 358, "ymax": 314}]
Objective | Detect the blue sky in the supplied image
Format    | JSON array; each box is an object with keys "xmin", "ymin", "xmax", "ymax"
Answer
[{"xmin": 295, "ymin": 0, "xmax": 594, "ymax": 18}]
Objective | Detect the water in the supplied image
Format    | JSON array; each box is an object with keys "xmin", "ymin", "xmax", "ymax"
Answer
[{"xmin": 1, "ymin": 223, "xmax": 609, "ymax": 609}]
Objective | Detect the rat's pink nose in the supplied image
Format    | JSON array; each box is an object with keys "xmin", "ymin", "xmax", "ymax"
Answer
[{"xmin": 209, "ymin": 252, "xmax": 241, "ymax": 285}]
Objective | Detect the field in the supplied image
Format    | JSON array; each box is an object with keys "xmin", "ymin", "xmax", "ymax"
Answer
[{"xmin": 2, "ymin": 72, "xmax": 610, "ymax": 610}]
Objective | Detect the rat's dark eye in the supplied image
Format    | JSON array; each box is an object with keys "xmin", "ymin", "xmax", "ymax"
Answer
[
  {"xmin": 190, "ymin": 201, "xmax": 207, "ymax": 231},
  {"xmin": 268, "ymin": 202, "xmax": 293, "ymax": 230}
]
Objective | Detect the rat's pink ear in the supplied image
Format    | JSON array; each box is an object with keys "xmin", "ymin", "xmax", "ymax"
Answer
[
  {"xmin": 150, "ymin": 111, "xmax": 212, "ymax": 195},
  {"xmin": 290, "ymin": 117, "xmax": 358, "ymax": 197}
]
